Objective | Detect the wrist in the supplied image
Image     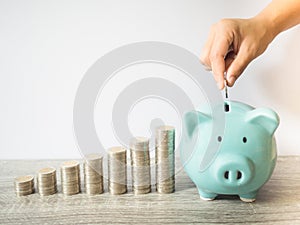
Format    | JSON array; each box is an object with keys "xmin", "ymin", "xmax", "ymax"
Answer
[
  {"xmin": 251, "ymin": 14, "xmax": 278, "ymax": 43},
  {"xmin": 252, "ymin": 0, "xmax": 300, "ymax": 40}
]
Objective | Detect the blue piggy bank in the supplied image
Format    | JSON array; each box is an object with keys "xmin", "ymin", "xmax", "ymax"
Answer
[{"xmin": 181, "ymin": 101, "xmax": 279, "ymax": 202}]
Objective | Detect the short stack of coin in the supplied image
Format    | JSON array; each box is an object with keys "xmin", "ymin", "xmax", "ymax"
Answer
[
  {"xmin": 155, "ymin": 125, "xmax": 175, "ymax": 193},
  {"xmin": 60, "ymin": 160, "xmax": 81, "ymax": 195},
  {"xmin": 14, "ymin": 175, "xmax": 35, "ymax": 196},
  {"xmin": 107, "ymin": 146, "xmax": 127, "ymax": 195},
  {"xmin": 130, "ymin": 137, "xmax": 151, "ymax": 194},
  {"xmin": 84, "ymin": 153, "xmax": 104, "ymax": 195},
  {"xmin": 37, "ymin": 167, "xmax": 57, "ymax": 196}
]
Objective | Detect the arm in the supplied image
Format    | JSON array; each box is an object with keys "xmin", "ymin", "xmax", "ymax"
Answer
[{"xmin": 200, "ymin": 0, "xmax": 300, "ymax": 89}]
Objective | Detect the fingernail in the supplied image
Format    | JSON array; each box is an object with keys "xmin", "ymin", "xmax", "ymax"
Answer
[
  {"xmin": 228, "ymin": 76, "xmax": 236, "ymax": 86},
  {"xmin": 204, "ymin": 66, "xmax": 212, "ymax": 71}
]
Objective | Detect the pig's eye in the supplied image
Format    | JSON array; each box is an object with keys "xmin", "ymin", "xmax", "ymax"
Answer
[
  {"xmin": 217, "ymin": 136, "xmax": 222, "ymax": 142},
  {"xmin": 242, "ymin": 137, "xmax": 247, "ymax": 143}
]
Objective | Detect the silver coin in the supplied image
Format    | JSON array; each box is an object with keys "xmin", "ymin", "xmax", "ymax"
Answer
[
  {"xmin": 37, "ymin": 167, "xmax": 57, "ymax": 196},
  {"xmin": 84, "ymin": 153, "xmax": 104, "ymax": 195},
  {"xmin": 14, "ymin": 175, "xmax": 35, "ymax": 196},
  {"xmin": 155, "ymin": 126, "xmax": 175, "ymax": 194},
  {"xmin": 60, "ymin": 160, "xmax": 81, "ymax": 195},
  {"xmin": 107, "ymin": 147, "xmax": 127, "ymax": 195},
  {"xmin": 130, "ymin": 137, "xmax": 151, "ymax": 195}
]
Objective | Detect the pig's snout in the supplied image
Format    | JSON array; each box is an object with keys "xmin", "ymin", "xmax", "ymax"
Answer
[{"xmin": 214, "ymin": 155, "xmax": 254, "ymax": 186}]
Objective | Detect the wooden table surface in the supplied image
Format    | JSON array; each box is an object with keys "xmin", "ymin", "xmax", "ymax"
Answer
[{"xmin": 0, "ymin": 156, "xmax": 300, "ymax": 225}]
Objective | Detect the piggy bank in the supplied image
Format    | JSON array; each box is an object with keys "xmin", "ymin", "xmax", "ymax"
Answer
[{"xmin": 180, "ymin": 101, "xmax": 279, "ymax": 202}]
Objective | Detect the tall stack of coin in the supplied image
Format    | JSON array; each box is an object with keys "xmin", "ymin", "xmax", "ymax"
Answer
[
  {"xmin": 130, "ymin": 137, "xmax": 151, "ymax": 194},
  {"xmin": 14, "ymin": 175, "xmax": 35, "ymax": 196},
  {"xmin": 60, "ymin": 160, "xmax": 81, "ymax": 195},
  {"xmin": 37, "ymin": 167, "xmax": 57, "ymax": 196},
  {"xmin": 155, "ymin": 125, "xmax": 175, "ymax": 193},
  {"xmin": 84, "ymin": 153, "xmax": 104, "ymax": 195},
  {"xmin": 107, "ymin": 146, "xmax": 127, "ymax": 195}
]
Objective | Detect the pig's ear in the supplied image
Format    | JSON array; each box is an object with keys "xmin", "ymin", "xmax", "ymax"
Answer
[
  {"xmin": 184, "ymin": 111, "xmax": 211, "ymax": 138},
  {"xmin": 245, "ymin": 108, "xmax": 280, "ymax": 135}
]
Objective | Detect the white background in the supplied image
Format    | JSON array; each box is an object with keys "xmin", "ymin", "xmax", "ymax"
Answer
[{"xmin": 0, "ymin": 0, "xmax": 299, "ymax": 159}]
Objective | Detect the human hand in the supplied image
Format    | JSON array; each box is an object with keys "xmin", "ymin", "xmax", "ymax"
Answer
[{"xmin": 200, "ymin": 18, "xmax": 275, "ymax": 89}]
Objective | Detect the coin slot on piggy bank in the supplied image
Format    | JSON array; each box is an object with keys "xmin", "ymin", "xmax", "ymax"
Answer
[{"xmin": 224, "ymin": 102, "xmax": 230, "ymax": 112}]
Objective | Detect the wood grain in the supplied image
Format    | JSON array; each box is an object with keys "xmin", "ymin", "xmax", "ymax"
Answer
[{"xmin": 0, "ymin": 156, "xmax": 299, "ymax": 224}]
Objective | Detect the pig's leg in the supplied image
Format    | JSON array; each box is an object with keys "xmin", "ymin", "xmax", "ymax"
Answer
[
  {"xmin": 198, "ymin": 189, "xmax": 217, "ymax": 201},
  {"xmin": 239, "ymin": 191, "xmax": 258, "ymax": 202}
]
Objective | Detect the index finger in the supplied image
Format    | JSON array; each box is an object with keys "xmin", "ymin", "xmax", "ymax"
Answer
[{"xmin": 210, "ymin": 35, "xmax": 233, "ymax": 89}]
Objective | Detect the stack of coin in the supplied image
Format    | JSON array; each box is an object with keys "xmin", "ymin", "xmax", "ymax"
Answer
[
  {"xmin": 155, "ymin": 125, "xmax": 175, "ymax": 193},
  {"xmin": 37, "ymin": 167, "xmax": 57, "ymax": 196},
  {"xmin": 107, "ymin": 146, "xmax": 127, "ymax": 195},
  {"xmin": 14, "ymin": 175, "xmax": 35, "ymax": 196},
  {"xmin": 130, "ymin": 137, "xmax": 151, "ymax": 194},
  {"xmin": 84, "ymin": 153, "xmax": 104, "ymax": 195},
  {"xmin": 60, "ymin": 160, "xmax": 81, "ymax": 195}
]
